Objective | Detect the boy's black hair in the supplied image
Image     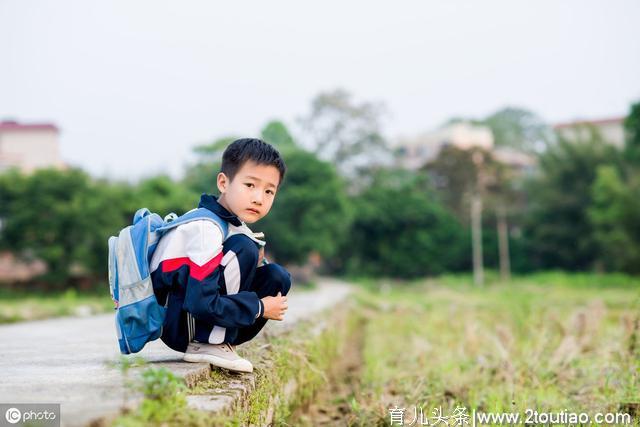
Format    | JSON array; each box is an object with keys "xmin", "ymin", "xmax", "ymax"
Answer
[{"xmin": 221, "ymin": 138, "xmax": 287, "ymax": 185}]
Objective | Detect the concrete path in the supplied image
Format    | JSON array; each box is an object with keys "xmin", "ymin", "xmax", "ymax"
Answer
[{"xmin": 0, "ymin": 278, "xmax": 351, "ymax": 427}]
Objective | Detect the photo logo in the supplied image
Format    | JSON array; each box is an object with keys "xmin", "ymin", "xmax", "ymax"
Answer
[
  {"xmin": 1, "ymin": 404, "xmax": 59, "ymax": 426},
  {"xmin": 5, "ymin": 407, "xmax": 21, "ymax": 424}
]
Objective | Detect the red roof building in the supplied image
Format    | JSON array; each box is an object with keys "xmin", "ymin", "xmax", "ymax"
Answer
[
  {"xmin": 554, "ymin": 117, "xmax": 626, "ymax": 148},
  {"xmin": 0, "ymin": 120, "xmax": 64, "ymax": 173}
]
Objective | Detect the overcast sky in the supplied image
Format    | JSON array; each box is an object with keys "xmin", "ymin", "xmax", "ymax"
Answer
[{"xmin": 2, "ymin": 0, "xmax": 639, "ymax": 180}]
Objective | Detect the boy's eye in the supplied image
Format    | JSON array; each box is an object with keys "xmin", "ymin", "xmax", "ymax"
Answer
[
  {"xmin": 266, "ymin": 190, "xmax": 274, "ymax": 195},
  {"xmin": 245, "ymin": 183, "xmax": 254, "ymax": 188}
]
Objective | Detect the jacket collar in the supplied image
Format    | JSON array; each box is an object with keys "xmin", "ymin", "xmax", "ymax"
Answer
[{"xmin": 198, "ymin": 194, "xmax": 243, "ymax": 227}]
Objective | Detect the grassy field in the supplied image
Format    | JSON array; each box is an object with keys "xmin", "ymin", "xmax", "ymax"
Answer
[
  {"xmin": 302, "ymin": 272, "xmax": 640, "ymax": 426},
  {"xmin": 0, "ymin": 287, "xmax": 114, "ymax": 323}
]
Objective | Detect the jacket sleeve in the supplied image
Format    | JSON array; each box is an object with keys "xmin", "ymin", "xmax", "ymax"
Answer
[{"xmin": 179, "ymin": 221, "xmax": 263, "ymax": 328}]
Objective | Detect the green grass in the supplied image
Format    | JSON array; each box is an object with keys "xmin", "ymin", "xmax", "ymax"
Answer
[
  {"xmin": 347, "ymin": 272, "xmax": 640, "ymax": 425},
  {"xmin": 0, "ymin": 287, "xmax": 114, "ymax": 324},
  {"xmin": 437, "ymin": 270, "xmax": 640, "ymax": 289}
]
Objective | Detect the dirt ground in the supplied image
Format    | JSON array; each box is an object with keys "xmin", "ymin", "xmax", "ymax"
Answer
[{"xmin": 288, "ymin": 317, "xmax": 367, "ymax": 426}]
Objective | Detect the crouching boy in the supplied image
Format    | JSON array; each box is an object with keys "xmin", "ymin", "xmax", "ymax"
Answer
[{"xmin": 149, "ymin": 138, "xmax": 290, "ymax": 373}]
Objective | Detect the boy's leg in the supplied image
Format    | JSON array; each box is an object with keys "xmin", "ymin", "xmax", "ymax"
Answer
[
  {"xmin": 228, "ymin": 263, "xmax": 291, "ymax": 345},
  {"xmin": 191, "ymin": 234, "xmax": 259, "ymax": 344}
]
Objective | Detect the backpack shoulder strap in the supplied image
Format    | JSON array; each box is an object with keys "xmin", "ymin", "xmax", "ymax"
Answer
[{"xmin": 157, "ymin": 208, "xmax": 229, "ymax": 240}]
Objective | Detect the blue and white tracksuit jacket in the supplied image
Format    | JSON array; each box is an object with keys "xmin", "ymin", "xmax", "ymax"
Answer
[{"xmin": 150, "ymin": 194, "xmax": 291, "ymax": 353}]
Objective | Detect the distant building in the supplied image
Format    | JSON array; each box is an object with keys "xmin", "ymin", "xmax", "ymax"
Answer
[
  {"xmin": 493, "ymin": 147, "xmax": 537, "ymax": 172},
  {"xmin": 554, "ymin": 117, "xmax": 626, "ymax": 148},
  {"xmin": 395, "ymin": 122, "xmax": 536, "ymax": 174},
  {"xmin": 0, "ymin": 120, "xmax": 64, "ymax": 173},
  {"xmin": 394, "ymin": 122, "xmax": 495, "ymax": 169}
]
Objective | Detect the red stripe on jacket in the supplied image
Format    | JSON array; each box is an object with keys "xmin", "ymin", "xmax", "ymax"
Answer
[{"xmin": 161, "ymin": 251, "xmax": 224, "ymax": 281}]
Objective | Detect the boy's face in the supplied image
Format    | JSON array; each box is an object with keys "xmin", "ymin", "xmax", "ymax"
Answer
[{"xmin": 216, "ymin": 160, "xmax": 280, "ymax": 224}]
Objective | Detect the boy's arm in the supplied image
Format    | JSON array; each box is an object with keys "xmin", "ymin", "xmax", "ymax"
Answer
[{"xmin": 184, "ymin": 272, "xmax": 264, "ymax": 328}]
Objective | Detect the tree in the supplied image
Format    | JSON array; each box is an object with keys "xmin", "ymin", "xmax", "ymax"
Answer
[
  {"xmin": 0, "ymin": 168, "xmax": 133, "ymax": 286},
  {"xmin": 0, "ymin": 166, "xmax": 204, "ymax": 288},
  {"xmin": 338, "ymin": 168, "xmax": 467, "ymax": 278},
  {"xmin": 256, "ymin": 149, "xmax": 351, "ymax": 265},
  {"xmin": 184, "ymin": 122, "xmax": 351, "ymax": 266},
  {"xmin": 424, "ymin": 146, "xmax": 523, "ymax": 279},
  {"xmin": 299, "ymin": 88, "xmax": 391, "ymax": 181},
  {"xmin": 183, "ymin": 136, "xmax": 237, "ymax": 194},
  {"xmin": 483, "ymin": 107, "xmax": 553, "ymax": 153},
  {"xmin": 588, "ymin": 166, "xmax": 640, "ymax": 273},
  {"xmin": 423, "ymin": 146, "xmax": 496, "ymax": 220},
  {"xmin": 261, "ymin": 120, "xmax": 296, "ymax": 152},
  {"xmin": 624, "ymin": 100, "xmax": 640, "ymax": 163},
  {"xmin": 523, "ymin": 134, "xmax": 623, "ymax": 270},
  {"xmin": 184, "ymin": 123, "xmax": 297, "ymax": 196},
  {"xmin": 192, "ymin": 136, "xmax": 237, "ymax": 157},
  {"xmin": 134, "ymin": 175, "xmax": 198, "ymax": 216},
  {"xmin": 79, "ymin": 179, "xmax": 137, "ymax": 281}
]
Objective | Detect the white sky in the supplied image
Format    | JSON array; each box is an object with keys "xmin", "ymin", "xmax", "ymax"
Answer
[{"xmin": 2, "ymin": 0, "xmax": 639, "ymax": 180}]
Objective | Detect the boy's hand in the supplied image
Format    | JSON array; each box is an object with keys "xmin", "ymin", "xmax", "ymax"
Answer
[{"xmin": 261, "ymin": 291, "xmax": 288, "ymax": 321}]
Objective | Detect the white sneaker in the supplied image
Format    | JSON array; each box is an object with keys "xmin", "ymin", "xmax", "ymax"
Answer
[{"xmin": 183, "ymin": 342, "xmax": 253, "ymax": 373}]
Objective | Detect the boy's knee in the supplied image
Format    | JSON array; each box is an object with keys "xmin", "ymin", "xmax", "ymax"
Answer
[{"xmin": 263, "ymin": 263, "xmax": 291, "ymax": 295}]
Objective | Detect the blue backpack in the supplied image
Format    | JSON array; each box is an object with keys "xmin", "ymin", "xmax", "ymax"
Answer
[{"xmin": 108, "ymin": 207, "xmax": 229, "ymax": 354}]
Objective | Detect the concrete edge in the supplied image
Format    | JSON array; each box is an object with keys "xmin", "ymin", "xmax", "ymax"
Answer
[{"xmin": 86, "ymin": 281, "xmax": 353, "ymax": 426}]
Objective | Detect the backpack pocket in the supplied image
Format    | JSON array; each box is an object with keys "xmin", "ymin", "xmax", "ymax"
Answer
[{"xmin": 116, "ymin": 278, "xmax": 166, "ymax": 354}]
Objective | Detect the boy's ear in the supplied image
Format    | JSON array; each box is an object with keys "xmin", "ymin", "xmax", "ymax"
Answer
[{"xmin": 216, "ymin": 172, "xmax": 229, "ymax": 194}]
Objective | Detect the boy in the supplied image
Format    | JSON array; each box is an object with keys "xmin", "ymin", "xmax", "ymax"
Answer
[{"xmin": 149, "ymin": 138, "xmax": 291, "ymax": 373}]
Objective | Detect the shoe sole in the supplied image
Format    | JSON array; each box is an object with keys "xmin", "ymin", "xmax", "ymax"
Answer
[{"xmin": 183, "ymin": 353, "xmax": 253, "ymax": 373}]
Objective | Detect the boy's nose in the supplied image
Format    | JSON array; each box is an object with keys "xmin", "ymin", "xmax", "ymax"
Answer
[{"xmin": 252, "ymin": 191, "xmax": 263, "ymax": 205}]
